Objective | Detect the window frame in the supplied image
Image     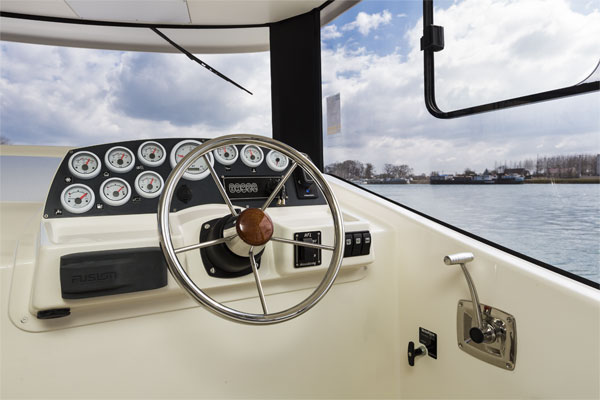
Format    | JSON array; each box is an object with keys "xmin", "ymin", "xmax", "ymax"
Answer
[{"xmin": 421, "ymin": 0, "xmax": 600, "ymax": 119}]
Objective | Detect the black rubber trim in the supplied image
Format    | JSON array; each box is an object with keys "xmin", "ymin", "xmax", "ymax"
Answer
[
  {"xmin": 421, "ymin": 0, "xmax": 600, "ymax": 119},
  {"xmin": 330, "ymin": 174, "xmax": 599, "ymax": 290}
]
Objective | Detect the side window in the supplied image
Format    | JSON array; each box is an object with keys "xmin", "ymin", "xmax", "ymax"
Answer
[{"xmin": 321, "ymin": 1, "xmax": 599, "ymax": 284}]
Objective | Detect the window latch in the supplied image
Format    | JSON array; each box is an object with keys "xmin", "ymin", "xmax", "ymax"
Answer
[{"xmin": 420, "ymin": 24, "xmax": 444, "ymax": 52}]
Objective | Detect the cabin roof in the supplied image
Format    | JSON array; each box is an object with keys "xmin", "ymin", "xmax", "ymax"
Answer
[{"xmin": 0, "ymin": 0, "xmax": 359, "ymax": 53}]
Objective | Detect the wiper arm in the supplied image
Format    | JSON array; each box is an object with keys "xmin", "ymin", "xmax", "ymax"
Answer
[{"xmin": 150, "ymin": 27, "xmax": 253, "ymax": 95}]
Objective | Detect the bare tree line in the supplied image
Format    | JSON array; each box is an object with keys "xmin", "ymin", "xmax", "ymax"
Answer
[
  {"xmin": 326, "ymin": 154, "xmax": 599, "ymax": 180},
  {"xmin": 325, "ymin": 160, "xmax": 413, "ymax": 180},
  {"xmin": 495, "ymin": 154, "xmax": 599, "ymax": 178}
]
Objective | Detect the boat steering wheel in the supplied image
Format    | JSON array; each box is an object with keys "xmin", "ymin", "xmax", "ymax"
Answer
[{"xmin": 157, "ymin": 134, "xmax": 344, "ymax": 324}]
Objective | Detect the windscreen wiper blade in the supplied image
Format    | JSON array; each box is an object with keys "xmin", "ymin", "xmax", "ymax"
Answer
[{"xmin": 150, "ymin": 27, "xmax": 253, "ymax": 95}]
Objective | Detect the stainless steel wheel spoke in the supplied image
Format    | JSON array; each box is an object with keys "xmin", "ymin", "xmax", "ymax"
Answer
[
  {"xmin": 261, "ymin": 161, "xmax": 297, "ymax": 210},
  {"xmin": 174, "ymin": 235, "xmax": 236, "ymax": 254},
  {"xmin": 204, "ymin": 154, "xmax": 238, "ymax": 217},
  {"xmin": 270, "ymin": 237, "xmax": 334, "ymax": 251},
  {"xmin": 249, "ymin": 247, "xmax": 268, "ymax": 314}
]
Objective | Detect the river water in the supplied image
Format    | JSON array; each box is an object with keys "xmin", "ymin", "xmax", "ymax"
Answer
[{"xmin": 363, "ymin": 184, "xmax": 600, "ymax": 284}]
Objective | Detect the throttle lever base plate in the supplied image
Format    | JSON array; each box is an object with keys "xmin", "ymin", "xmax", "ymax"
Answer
[{"xmin": 457, "ymin": 300, "xmax": 517, "ymax": 370}]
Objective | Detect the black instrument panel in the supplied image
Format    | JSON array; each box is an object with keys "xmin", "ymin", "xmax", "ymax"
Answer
[{"xmin": 44, "ymin": 138, "xmax": 324, "ymax": 219}]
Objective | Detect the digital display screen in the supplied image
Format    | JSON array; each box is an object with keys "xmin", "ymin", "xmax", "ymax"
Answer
[{"xmin": 222, "ymin": 176, "xmax": 282, "ymax": 200}]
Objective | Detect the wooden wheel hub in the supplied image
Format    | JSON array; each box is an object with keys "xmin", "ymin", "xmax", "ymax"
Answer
[{"xmin": 235, "ymin": 208, "xmax": 274, "ymax": 246}]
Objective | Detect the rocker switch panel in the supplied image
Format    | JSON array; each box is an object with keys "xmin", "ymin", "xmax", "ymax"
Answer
[{"xmin": 343, "ymin": 231, "xmax": 372, "ymax": 258}]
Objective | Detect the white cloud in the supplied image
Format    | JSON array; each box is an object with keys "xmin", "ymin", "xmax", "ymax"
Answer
[
  {"xmin": 397, "ymin": 13, "xmax": 407, "ymax": 18},
  {"xmin": 321, "ymin": 25, "xmax": 342, "ymax": 40},
  {"xmin": 0, "ymin": 43, "xmax": 272, "ymax": 146},
  {"xmin": 342, "ymin": 10, "xmax": 392, "ymax": 36}
]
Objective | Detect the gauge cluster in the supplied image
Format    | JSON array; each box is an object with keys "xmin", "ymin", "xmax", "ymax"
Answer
[{"xmin": 44, "ymin": 138, "xmax": 324, "ymax": 218}]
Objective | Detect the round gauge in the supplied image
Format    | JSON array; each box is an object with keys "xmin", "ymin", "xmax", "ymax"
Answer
[
  {"xmin": 99, "ymin": 177, "xmax": 131, "ymax": 206},
  {"xmin": 135, "ymin": 171, "xmax": 164, "ymax": 199},
  {"xmin": 240, "ymin": 144, "xmax": 264, "ymax": 168},
  {"xmin": 213, "ymin": 145, "xmax": 239, "ymax": 166},
  {"xmin": 266, "ymin": 150, "xmax": 289, "ymax": 172},
  {"xmin": 105, "ymin": 146, "xmax": 135, "ymax": 173},
  {"xmin": 60, "ymin": 184, "xmax": 95, "ymax": 214},
  {"xmin": 138, "ymin": 141, "xmax": 166, "ymax": 167},
  {"xmin": 170, "ymin": 140, "xmax": 214, "ymax": 181},
  {"xmin": 68, "ymin": 151, "xmax": 101, "ymax": 179}
]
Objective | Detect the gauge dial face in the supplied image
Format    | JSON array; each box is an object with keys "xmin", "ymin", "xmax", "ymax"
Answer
[
  {"xmin": 68, "ymin": 151, "xmax": 101, "ymax": 179},
  {"xmin": 105, "ymin": 146, "xmax": 135, "ymax": 173},
  {"xmin": 138, "ymin": 141, "xmax": 166, "ymax": 167},
  {"xmin": 240, "ymin": 144, "xmax": 264, "ymax": 168},
  {"xmin": 213, "ymin": 145, "xmax": 238, "ymax": 166},
  {"xmin": 135, "ymin": 171, "xmax": 164, "ymax": 199},
  {"xmin": 60, "ymin": 184, "xmax": 95, "ymax": 214},
  {"xmin": 99, "ymin": 178, "xmax": 131, "ymax": 206},
  {"xmin": 170, "ymin": 140, "xmax": 213, "ymax": 181},
  {"xmin": 266, "ymin": 150, "xmax": 289, "ymax": 172}
]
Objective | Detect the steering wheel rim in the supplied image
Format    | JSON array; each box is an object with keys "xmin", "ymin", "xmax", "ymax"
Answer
[{"xmin": 157, "ymin": 134, "xmax": 344, "ymax": 325}]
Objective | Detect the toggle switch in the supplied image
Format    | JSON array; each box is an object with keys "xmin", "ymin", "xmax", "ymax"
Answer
[
  {"xmin": 361, "ymin": 232, "xmax": 371, "ymax": 255},
  {"xmin": 344, "ymin": 233, "xmax": 353, "ymax": 257},
  {"xmin": 351, "ymin": 233, "xmax": 363, "ymax": 256}
]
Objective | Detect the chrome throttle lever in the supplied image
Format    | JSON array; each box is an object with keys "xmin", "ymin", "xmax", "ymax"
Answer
[
  {"xmin": 444, "ymin": 253, "xmax": 495, "ymax": 344},
  {"xmin": 444, "ymin": 252, "xmax": 517, "ymax": 370}
]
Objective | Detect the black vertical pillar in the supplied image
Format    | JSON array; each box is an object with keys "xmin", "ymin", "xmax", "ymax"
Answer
[{"xmin": 269, "ymin": 9, "xmax": 323, "ymax": 170}]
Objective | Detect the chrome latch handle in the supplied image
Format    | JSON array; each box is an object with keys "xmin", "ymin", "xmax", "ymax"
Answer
[{"xmin": 444, "ymin": 253, "xmax": 495, "ymax": 344}]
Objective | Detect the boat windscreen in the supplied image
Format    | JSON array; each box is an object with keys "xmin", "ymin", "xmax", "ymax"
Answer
[{"xmin": 0, "ymin": 156, "xmax": 61, "ymax": 202}]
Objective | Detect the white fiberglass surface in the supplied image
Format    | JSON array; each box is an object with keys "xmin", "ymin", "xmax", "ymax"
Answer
[{"xmin": 320, "ymin": 0, "xmax": 600, "ymax": 284}]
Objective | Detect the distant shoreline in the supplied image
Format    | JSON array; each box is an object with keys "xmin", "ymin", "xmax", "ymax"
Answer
[
  {"xmin": 525, "ymin": 177, "xmax": 600, "ymax": 184},
  {"xmin": 364, "ymin": 177, "xmax": 600, "ymax": 185}
]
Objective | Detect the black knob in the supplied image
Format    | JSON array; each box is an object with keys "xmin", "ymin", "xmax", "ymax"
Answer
[
  {"xmin": 469, "ymin": 324, "xmax": 496, "ymax": 344},
  {"xmin": 408, "ymin": 341, "xmax": 425, "ymax": 367},
  {"xmin": 469, "ymin": 327, "xmax": 484, "ymax": 344}
]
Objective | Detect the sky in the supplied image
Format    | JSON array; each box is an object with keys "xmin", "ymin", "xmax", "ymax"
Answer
[{"xmin": 1, "ymin": 0, "xmax": 599, "ymax": 175}]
